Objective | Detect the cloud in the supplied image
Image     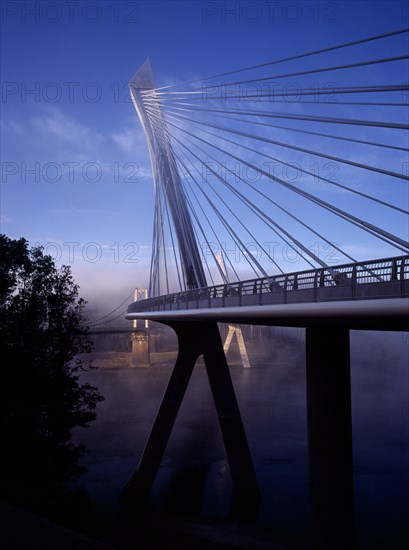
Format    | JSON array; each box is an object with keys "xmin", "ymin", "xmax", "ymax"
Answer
[
  {"xmin": 3, "ymin": 107, "xmax": 153, "ymax": 187},
  {"xmin": 30, "ymin": 109, "xmax": 101, "ymax": 149},
  {"xmin": 112, "ymin": 126, "xmax": 144, "ymax": 154},
  {"xmin": 0, "ymin": 118, "xmax": 24, "ymax": 136}
]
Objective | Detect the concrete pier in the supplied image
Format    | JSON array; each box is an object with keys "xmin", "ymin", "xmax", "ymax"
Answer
[
  {"xmin": 130, "ymin": 330, "xmax": 150, "ymax": 367},
  {"xmin": 305, "ymin": 325, "xmax": 354, "ymax": 549}
]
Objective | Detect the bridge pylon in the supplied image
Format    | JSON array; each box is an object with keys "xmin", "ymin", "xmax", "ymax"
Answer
[
  {"xmin": 130, "ymin": 288, "xmax": 150, "ymax": 367},
  {"xmin": 223, "ymin": 324, "xmax": 251, "ymax": 368},
  {"xmin": 216, "ymin": 250, "xmax": 251, "ymax": 368},
  {"xmin": 129, "ymin": 59, "xmax": 207, "ymax": 295}
]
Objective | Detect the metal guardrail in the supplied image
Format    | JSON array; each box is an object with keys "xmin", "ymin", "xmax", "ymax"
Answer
[{"xmin": 128, "ymin": 255, "xmax": 409, "ymax": 314}]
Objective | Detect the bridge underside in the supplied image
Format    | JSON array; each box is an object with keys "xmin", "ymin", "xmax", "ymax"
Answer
[{"xmin": 126, "ymin": 297, "xmax": 409, "ymax": 331}]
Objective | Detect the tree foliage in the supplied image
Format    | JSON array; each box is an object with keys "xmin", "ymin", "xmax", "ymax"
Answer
[{"xmin": 0, "ymin": 234, "xmax": 103, "ymax": 513}]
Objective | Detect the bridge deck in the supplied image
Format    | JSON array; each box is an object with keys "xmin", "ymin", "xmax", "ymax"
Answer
[{"xmin": 126, "ymin": 256, "xmax": 409, "ymax": 330}]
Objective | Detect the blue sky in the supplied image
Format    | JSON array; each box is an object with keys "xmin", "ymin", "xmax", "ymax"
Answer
[{"xmin": 1, "ymin": 0, "xmax": 408, "ymax": 303}]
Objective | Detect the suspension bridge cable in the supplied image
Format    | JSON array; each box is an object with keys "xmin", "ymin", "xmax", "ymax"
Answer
[
  {"xmin": 161, "ymin": 108, "xmax": 409, "ymax": 181},
  {"xmin": 87, "ymin": 308, "xmax": 130, "ymax": 327},
  {"xmin": 175, "ymin": 150, "xmax": 268, "ymax": 278},
  {"xmin": 162, "ymin": 110, "xmax": 409, "ymax": 215},
  {"xmin": 154, "ymin": 55, "xmax": 409, "ymax": 96},
  {"xmin": 87, "ymin": 289, "xmax": 135, "ymax": 325},
  {"xmin": 173, "ymin": 134, "xmax": 314, "ymax": 272},
  {"xmin": 162, "ymin": 186, "xmax": 180, "ymax": 292},
  {"xmin": 174, "ymin": 129, "xmax": 358, "ymax": 266},
  {"xmin": 162, "ymin": 103, "xmax": 409, "ymax": 132},
  {"xmin": 147, "ymin": 104, "xmax": 276, "ymax": 278},
  {"xmin": 159, "ymin": 131, "xmax": 217, "ymax": 287},
  {"xmin": 148, "ymin": 104, "xmax": 405, "ymax": 258},
  {"xmin": 155, "ymin": 128, "xmax": 268, "ymax": 279},
  {"xmin": 170, "ymin": 135, "xmax": 282, "ymax": 274},
  {"xmin": 152, "ymin": 190, "xmax": 162, "ymax": 295},
  {"xmin": 145, "ymin": 104, "xmax": 280, "ymax": 275},
  {"xmin": 173, "ymin": 149, "xmax": 242, "ymax": 282},
  {"xmin": 150, "ymin": 187, "xmax": 164, "ymax": 295},
  {"xmin": 168, "ymin": 111, "xmax": 407, "ymax": 153},
  {"xmin": 175, "ymin": 159, "xmax": 225, "ymax": 286},
  {"xmin": 146, "ymin": 84, "xmax": 409, "ymax": 101},
  {"xmin": 174, "ymin": 120, "xmax": 409, "ymax": 253},
  {"xmin": 144, "ymin": 110, "xmax": 408, "ymax": 279},
  {"xmin": 158, "ymin": 98, "xmax": 409, "ymax": 108},
  {"xmin": 166, "ymin": 127, "xmax": 320, "ymax": 270},
  {"xmin": 159, "ymin": 157, "xmax": 183, "ymax": 292},
  {"xmin": 151, "ymin": 27, "xmax": 409, "ymax": 90},
  {"xmin": 171, "ymin": 128, "xmax": 338, "ymax": 269},
  {"xmin": 160, "ymin": 115, "xmax": 409, "ymax": 252},
  {"xmin": 130, "ymin": 31, "xmax": 408, "ymax": 295}
]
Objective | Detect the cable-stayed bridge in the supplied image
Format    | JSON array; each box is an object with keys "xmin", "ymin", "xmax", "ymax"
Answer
[
  {"xmin": 112, "ymin": 28, "xmax": 408, "ymax": 548},
  {"xmin": 127, "ymin": 29, "xmax": 408, "ymax": 297}
]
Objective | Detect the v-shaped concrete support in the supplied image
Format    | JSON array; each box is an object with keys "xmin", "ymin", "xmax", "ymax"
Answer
[
  {"xmin": 223, "ymin": 324, "xmax": 251, "ymax": 368},
  {"xmin": 121, "ymin": 321, "xmax": 259, "ymax": 520}
]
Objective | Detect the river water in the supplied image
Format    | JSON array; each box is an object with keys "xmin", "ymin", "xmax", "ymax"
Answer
[{"xmin": 73, "ymin": 328, "xmax": 408, "ymax": 548}]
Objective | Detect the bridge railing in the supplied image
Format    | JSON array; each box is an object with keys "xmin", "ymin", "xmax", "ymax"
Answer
[{"xmin": 128, "ymin": 255, "xmax": 409, "ymax": 313}]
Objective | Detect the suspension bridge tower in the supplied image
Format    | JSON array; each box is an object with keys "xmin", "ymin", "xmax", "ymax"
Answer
[{"xmin": 130, "ymin": 288, "xmax": 150, "ymax": 367}]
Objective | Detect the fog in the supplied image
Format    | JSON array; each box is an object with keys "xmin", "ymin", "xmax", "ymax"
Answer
[{"xmin": 73, "ymin": 326, "xmax": 408, "ymax": 548}]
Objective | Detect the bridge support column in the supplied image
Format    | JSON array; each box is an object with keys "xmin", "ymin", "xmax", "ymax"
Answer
[
  {"xmin": 121, "ymin": 321, "xmax": 259, "ymax": 520},
  {"xmin": 223, "ymin": 324, "xmax": 251, "ymax": 368},
  {"xmin": 130, "ymin": 331, "xmax": 150, "ymax": 367},
  {"xmin": 305, "ymin": 325, "xmax": 354, "ymax": 549}
]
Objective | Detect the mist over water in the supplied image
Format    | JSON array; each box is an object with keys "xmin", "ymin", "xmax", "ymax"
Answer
[
  {"xmin": 73, "ymin": 327, "xmax": 409, "ymax": 548},
  {"xmin": 350, "ymin": 331, "xmax": 409, "ymax": 548}
]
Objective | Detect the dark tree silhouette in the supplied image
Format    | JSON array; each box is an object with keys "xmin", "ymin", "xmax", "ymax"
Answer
[{"xmin": 0, "ymin": 234, "xmax": 104, "ymax": 518}]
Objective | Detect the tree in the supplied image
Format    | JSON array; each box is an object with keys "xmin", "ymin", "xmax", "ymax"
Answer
[{"xmin": 0, "ymin": 234, "xmax": 104, "ymax": 516}]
